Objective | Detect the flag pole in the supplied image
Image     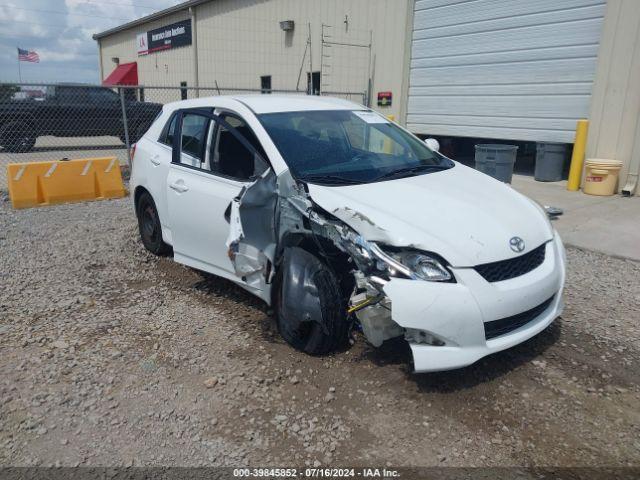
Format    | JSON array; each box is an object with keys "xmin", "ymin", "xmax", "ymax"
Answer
[{"xmin": 17, "ymin": 48, "xmax": 22, "ymax": 83}]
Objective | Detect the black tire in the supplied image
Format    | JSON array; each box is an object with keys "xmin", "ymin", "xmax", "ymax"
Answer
[
  {"xmin": 136, "ymin": 191, "xmax": 171, "ymax": 255},
  {"xmin": 275, "ymin": 247, "xmax": 348, "ymax": 355},
  {"xmin": 1, "ymin": 121, "xmax": 36, "ymax": 153}
]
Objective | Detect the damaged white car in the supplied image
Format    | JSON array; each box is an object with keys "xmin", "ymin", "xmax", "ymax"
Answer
[{"xmin": 131, "ymin": 95, "xmax": 566, "ymax": 372}]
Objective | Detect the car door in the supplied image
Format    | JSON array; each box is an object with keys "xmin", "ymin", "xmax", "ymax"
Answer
[
  {"xmin": 85, "ymin": 87, "xmax": 122, "ymax": 136},
  {"xmin": 166, "ymin": 108, "xmax": 270, "ymax": 278},
  {"xmin": 50, "ymin": 86, "xmax": 87, "ymax": 136}
]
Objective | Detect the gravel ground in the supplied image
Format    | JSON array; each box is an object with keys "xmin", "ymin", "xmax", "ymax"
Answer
[{"xmin": 0, "ymin": 195, "xmax": 639, "ymax": 468}]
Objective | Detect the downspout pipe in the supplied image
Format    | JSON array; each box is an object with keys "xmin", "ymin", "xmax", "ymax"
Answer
[
  {"xmin": 190, "ymin": 6, "xmax": 199, "ymax": 98},
  {"xmin": 622, "ymin": 112, "xmax": 640, "ymax": 196},
  {"xmin": 98, "ymin": 39, "xmax": 104, "ymax": 82},
  {"xmin": 398, "ymin": 0, "xmax": 415, "ymax": 127}
]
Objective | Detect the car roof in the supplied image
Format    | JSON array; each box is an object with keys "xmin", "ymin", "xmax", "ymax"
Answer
[{"xmin": 164, "ymin": 94, "xmax": 364, "ymax": 114}]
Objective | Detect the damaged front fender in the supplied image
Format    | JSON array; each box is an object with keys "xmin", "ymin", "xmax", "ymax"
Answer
[
  {"xmin": 225, "ymin": 168, "xmax": 412, "ymax": 351},
  {"xmin": 225, "ymin": 169, "xmax": 278, "ymax": 296}
]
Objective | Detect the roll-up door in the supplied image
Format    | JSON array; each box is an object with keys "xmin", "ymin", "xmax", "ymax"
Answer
[{"xmin": 407, "ymin": 0, "xmax": 606, "ymax": 143}]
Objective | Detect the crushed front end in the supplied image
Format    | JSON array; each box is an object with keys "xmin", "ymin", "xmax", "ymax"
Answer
[{"xmin": 226, "ymin": 170, "xmax": 566, "ymax": 372}]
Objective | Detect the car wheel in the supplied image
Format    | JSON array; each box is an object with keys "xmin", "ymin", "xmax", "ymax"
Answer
[
  {"xmin": 275, "ymin": 247, "xmax": 348, "ymax": 355},
  {"xmin": 1, "ymin": 122, "xmax": 36, "ymax": 153},
  {"xmin": 136, "ymin": 191, "xmax": 170, "ymax": 255}
]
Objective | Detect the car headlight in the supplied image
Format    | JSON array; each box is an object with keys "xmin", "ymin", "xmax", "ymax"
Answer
[
  {"xmin": 395, "ymin": 251, "xmax": 452, "ymax": 282},
  {"xmin": 368, "ymin": 244, "xmax": 453, "ymax": 282}
]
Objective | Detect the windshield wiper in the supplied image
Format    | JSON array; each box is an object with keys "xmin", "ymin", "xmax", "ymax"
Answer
[
  {"xmin": 371, "ymin": 163, "xmax": 451, "ymax": 182},
  {"xmin": 299, "ymin": 174, "xmax": 363, "ymax": 186}
]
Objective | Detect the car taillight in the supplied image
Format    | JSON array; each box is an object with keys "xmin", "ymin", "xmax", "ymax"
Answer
[{"xmin": 130, "ymin": 143, "xmax": 137, "ymax": 164}]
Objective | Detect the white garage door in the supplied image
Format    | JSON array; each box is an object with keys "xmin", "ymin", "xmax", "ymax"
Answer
[{"xmin": 407, "ymin": 0, "xmax": 606, "ymax": 143}]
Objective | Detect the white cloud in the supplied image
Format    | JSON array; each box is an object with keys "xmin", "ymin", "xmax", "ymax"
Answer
[
  {"xmin": 0, "ymin": 0, "xmax": 181, "ymax": 83},
  {"xmin": 65, "ymin": 0, "xmax": 136, "ymax": 31},
  {"xmin": 0, "ymin": 2, "xmax": 60, "ymax": 39}
]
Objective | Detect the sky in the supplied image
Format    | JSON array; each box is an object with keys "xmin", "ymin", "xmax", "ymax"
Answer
[{"xmin": 0, "ymin": 0, "xmax": 181, "ymax": 84}]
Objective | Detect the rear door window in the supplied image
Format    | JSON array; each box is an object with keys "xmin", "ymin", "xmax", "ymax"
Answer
[
  {"xmin": 179, "ymin": 113, "xmax": 209, "ymax": 167},
  {"xmin": 87, "ymin": 88, "xmax": 118, "ymax": 104},
  {"xmin": 57, "ymin": 87, "xmax": 87, "ymax": 103}
]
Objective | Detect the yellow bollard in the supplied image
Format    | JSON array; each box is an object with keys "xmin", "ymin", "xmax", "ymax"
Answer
[{"xmin": 567, "ymin": 119, "xmax": 589, "ymax": 191}]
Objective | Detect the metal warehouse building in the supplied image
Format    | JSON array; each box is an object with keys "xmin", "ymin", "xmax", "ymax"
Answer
[
  {"xmin": 94, "ymin": 0, "xmax": 410, "ymax": 119},
  {"xmin": 95, "ymin": 0, "xmax": 640, "ymax": 195}
]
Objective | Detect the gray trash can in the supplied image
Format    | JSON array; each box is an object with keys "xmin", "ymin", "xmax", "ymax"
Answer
[
  {"xmin": 535, "ymin": 142, "xmax": 568, "ymax": 182},
  {"xmin": 474, "ymin": 144, "xmax": 518, "ymax": 183}
]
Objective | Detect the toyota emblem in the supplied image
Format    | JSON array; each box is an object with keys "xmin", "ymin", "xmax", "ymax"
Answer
[{"xmin": 509, "ymin": 237, "xmax": 526, "ymax": 253}]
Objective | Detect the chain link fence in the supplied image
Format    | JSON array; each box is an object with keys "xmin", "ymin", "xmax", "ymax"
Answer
[{"xmin": 0, "ymin": 83, "xmax": 366, "ymax": 190}]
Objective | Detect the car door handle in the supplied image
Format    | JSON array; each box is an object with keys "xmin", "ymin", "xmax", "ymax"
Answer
[
  {"xmin": 169, "ymin": 182, "xmax": 189, "ymax": 193},
  {"xmin": 150, "ymin": 155, "xmax": 161, "ymax": 166}
]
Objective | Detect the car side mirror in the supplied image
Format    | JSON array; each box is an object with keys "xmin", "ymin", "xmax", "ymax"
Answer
[{"xmin": 424, "ymin": 138, "xmax": 440, "ymax": 152}]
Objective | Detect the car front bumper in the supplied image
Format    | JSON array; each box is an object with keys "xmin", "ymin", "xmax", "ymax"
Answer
[{"xmin": 382, "ymin": 233, "xmax": 566, "ymax": 373}]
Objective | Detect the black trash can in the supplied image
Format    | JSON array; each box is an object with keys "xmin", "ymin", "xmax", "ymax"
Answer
[{"xmin": 474, "ymin": 144, "xmax": 518, "ymax": 183}]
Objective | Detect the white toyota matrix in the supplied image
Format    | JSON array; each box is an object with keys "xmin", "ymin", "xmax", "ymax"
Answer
[{"xmin": 130, "ymin": 95, "xmax": 566, "ymax": 372}]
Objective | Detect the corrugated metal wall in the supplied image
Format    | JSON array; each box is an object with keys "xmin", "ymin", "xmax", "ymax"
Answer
[
  {"xmin": 586, "ymin": 0, "xmax": 640, "ymax": 193},
  {"xmin": 195, "ymin": 0, "xmax": 378, "ymax": 94},
  {"xmin": 97, "ymin": 0, "xmax": 411, "ymax": 118},
  {"xmin": 407, "ymin": 0, "xmax": 607, "ymax": 143}
]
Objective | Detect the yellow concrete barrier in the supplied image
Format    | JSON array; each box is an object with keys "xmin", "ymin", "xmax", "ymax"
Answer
[{"xmin": 7, "ymin": 157, "xmax": 126, "ymax": 209}]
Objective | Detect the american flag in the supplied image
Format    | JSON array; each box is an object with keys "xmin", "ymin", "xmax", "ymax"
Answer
[{"xmin": 17, "ymin": 48, "xmax": 40, "ymax": 63}]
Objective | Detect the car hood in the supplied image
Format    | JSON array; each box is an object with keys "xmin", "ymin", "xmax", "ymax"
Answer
[{"xmin": 305, "ymin": 162, "xmax": 554, "ymax": 267}]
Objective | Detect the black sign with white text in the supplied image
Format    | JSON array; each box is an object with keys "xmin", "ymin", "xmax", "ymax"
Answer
[{"xmin": 137, "ymin": 19, "xmax": 192, "ymax": 56}]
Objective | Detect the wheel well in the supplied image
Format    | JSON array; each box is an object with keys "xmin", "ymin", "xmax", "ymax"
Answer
[
  {"xmin": 0, "ymin": 118, "xmax": 36, "ymax": 137},
  {"xmin": 134, "ymin": 186, "xmax": 149, "ymax": 209},
  {"xmin": 275, "ymin": 232, "xmax": 355, "ymax": 305}
]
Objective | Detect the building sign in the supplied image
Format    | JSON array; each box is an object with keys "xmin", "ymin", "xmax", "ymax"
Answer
[
  {"xmin": 136, "ymin": 33, "xmax": 148, "ymax": 55},
  {"xmin": 377, "ymin": 91, "xmax": 392, "ymax": 107},
  {"xmin": 137, "ymin": 19, "xmax": 192, "ymax": 56}
]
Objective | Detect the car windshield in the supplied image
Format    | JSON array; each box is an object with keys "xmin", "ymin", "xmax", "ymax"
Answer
[{"xmin": 258, "ymin": 109, "xmax": 453, "ymax": 186}]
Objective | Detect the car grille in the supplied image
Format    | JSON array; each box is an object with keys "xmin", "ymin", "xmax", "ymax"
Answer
[
  {"xmin": 474, "ymin": 243, "xmax": 546, "ymax": 282},
  {"xmin": 484, "ymin": 295, "xmax": 555, "ymax": 340}
]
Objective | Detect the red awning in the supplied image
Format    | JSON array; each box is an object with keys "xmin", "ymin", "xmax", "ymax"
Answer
[{"xmin": 102, "ymin": 62, "xmax": 138, "ymax": 86}]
